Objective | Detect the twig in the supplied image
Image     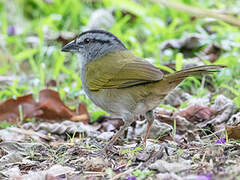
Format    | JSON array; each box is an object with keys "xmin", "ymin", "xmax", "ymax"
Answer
[
  {"xmin": 201, "ymin": 128, "xmax": 225, "ymax": 139},
  {"xmin": 112, "ymin": 163, "xmax": 142, "ymax": 180},
  {"xmin": 83, "ymin": 171, "xmax": 106, "ymax": 177},
  {"xmin": 153, "ymin": 0, "xmax": 240, "ymax": 28},
  {"xmin": 201, "ymin": 150, "xmax": 207, "ymax": 163}
]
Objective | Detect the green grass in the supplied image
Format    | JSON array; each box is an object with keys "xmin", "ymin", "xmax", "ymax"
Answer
[{"xmin": 0, "ymin": 0, "xmax": 239, "ymax": 120}]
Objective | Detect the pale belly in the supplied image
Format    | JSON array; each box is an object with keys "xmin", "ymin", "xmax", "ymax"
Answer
[{"xmin": 88, "ymin": 87, "xmax": 164, "ymax": 118}]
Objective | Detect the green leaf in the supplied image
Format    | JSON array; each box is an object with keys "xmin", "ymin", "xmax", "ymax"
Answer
[
  {"xmin": 15, "ymin": 49, "xmax": 38, "ymax": 61},
  {"xmin": 0, "ymin": 64, "xmax": 9, "ymax": 74},
  {"xmin": 157, "ymin": 65, "xmax": 175, "ymax": 73},
  {"xmin": 53, "ymin": 52, "xmax": 64, "ymax": 78},
  {"xmin": 0, "ymin": 122, "xmax": 14, "ymax": 129},
  {"xmin": 175, "ymin": 53, "xmax": 183, "ymax": 71}
]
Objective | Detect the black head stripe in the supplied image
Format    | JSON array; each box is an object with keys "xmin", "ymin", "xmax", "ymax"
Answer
[
  {"xmin": 92, "ymin": 38, "xmax": 110, "ymax": 44},
  {"xmin": 78, "ymin": 29, "xmax": 126, "ymax": 48}
]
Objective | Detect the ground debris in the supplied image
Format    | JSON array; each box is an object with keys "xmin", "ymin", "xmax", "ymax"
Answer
[
  {"xmin": 149, "ymin": 159, "xmax": 191, "ymax": 173},
  {"xmin": 0, "ymin": 89, "xmax": 90, "ymax": 123}
]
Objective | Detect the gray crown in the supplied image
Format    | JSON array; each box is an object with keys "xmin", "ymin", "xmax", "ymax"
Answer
[{"xmin": 62, "ymin": 30, "xmax": 127, "ymax": 63}]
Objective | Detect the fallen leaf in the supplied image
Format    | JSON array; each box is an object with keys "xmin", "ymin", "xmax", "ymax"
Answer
[
  {"xmin": 0, "ymin": 128, "xmax": 26, "ymax": 141},
  {"xmin": 0, "ymin": 89, "xmax": 90, "ymax": 123},
  {"xmin": 70, "ymin": 103, "xmax": 90, "ymax": 124},
  {"xmin": 97, "ymin": 116, "xmax": 124, "ymax": 132},
  {"xmin": 10, "ymin": 165, "xmax": 75, "ymax": 180},
  {"xmin": 202, "ymin": 43, "xmax": 222, "ymax": 63},
  {"xmin": 8, "ymin": 127, "xmax": 55, "ymax": 141},
  {"xmin": 175, "ymin": 104, "xmax": 217, "ymax": 123},
  {"xmin": 210, "ymin": 95, "xmax": 234, "ymax": 124},
  {"xmin": 149, "ymin": 159, "xmax": 191, "ymax": 173},
  {"xmin": 154, "ymin": 108, "xmax": 173, "ymax": 124},
  {"xmin": 38, "ymin": 90, "xmax": 90, "ymax": 123},
  {"xmin": 97, "ymin": 131, "xmax": 114, "ymax": 141},
  {"xmin": 37, "ymin": 89, "xmax": 74, "ymax": 120},
  {"xmin": 0, "ymin": 167, "xmax": 21, "ymax": 179},
  {"xmin": 228, "ymin": 112, "xmax": 240, "ymax": 126},
  {"xmin": 226, "ymin": 125, "xmax": 240, "ymax": 140},
  {"xmin": 132, "ymin": 119, "xmax": 172, "ymax": 140},
  {"xmin": 83, "ymin": 157, "xmax": 109, "ymax": 171},
  {"xmin": 45, "ymin": 174, "xmax": 60, "ymax": 180},
  {"xmin": 45, "ymin": 79, "xmax": 57, "ymax": 88},
  {"xmin": 22, "ymin": 120, "xmax": 99, "ymax": 136},
  {"xmin": 0, "ymin": 94, "xmax": 41, "ymax": 123},
  {"xmin": 161, "ymin": 34, "xmax": 202, "ymax": 58}
]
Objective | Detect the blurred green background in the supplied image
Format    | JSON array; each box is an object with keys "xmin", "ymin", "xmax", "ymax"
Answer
[{"xmin": 0, "ymin": 0, "xmax": 240, "ymax": 120}]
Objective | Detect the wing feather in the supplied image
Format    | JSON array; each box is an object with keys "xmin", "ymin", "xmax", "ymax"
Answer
[{"xmin": 85, "ymin": 50, "xmax": 163, "ymax": 90}]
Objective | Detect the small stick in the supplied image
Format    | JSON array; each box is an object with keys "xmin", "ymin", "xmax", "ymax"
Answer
[
  {"xmin": 112, "ymin": 163, "xmax": 142, "ymax": 180},
  {"xmin": 83, "ymin": 171, "xmax": 106, "ymax": 177}
]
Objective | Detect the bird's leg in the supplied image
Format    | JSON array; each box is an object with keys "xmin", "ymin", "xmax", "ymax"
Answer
[
  {"xmin": 143, "ymin": 110, "xmax": 154, "ymax": 146},
  {"xmin": 104, "ymin": 114, "xmax": 133, "ymax": 152}
]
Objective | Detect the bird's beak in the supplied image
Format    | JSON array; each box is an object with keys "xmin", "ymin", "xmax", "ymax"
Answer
[{"xmin": 61, "ymin": 40, "xmax": 78, "ymax": 52}]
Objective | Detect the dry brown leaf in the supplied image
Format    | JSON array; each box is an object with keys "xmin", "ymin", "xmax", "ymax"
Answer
[
  {"xmin": 97, "ymin": 116, "xmax": 124, "ymax": 132},
  {"xmin": 0, "ymin": 89, "xmax": 90, "ymax": 123},
  {"xmin": 154, "ymin": 108, "xmax": 173, "ymax": 124},
  {"xmin": 83, "ymin": 157, "xmax": 109, "ymax": 172},
  {"xmin": 202, "ymin": 43, "xmax": 222, "ymax": 63},
  {"xmin": 45, "ymin": 79, "xmax": 57, "ymax": 88},
  {"xmin": 175, "ymin": 104, "xmax": 217, "ymax": 123},
  {"xmin": 37, "ymin": 89, "xmax": 74, "ymax": 120},
  {"xmin": 226, "ymin": 125, "xmax": 240, "ymax": 140},
  {"xmin": 71, "ymin": 103, "xmax": 90, "ymax": 124},
  {"xmin": 0, "ymin": 94, "xmax": 41, "ymax": 123}
]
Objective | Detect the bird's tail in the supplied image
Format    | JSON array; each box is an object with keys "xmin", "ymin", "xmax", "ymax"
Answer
[
  {"xmin": 164, "ymin": 65, "xmax": 226, "ymax": 84},
  {"xmin": 150, "ymin": 65, "xmax": 225, "ymax": 96}
]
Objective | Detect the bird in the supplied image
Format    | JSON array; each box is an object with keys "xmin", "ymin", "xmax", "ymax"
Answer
[{"xmin": 62, "ymin": 29, "xmax": 224, "ymax": 151}]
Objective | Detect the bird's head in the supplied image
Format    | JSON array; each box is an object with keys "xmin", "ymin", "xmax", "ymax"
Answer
[{"xmin": 62, "ymin": 29, "xmax": 127, "ymax": 63}]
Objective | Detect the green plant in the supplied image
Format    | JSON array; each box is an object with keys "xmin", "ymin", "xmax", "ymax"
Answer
[{"xmin": 132, "ymin": 169, "xmax": 154, "ymax": 179}]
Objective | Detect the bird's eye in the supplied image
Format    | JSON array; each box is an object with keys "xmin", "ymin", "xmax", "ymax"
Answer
[{"xmin": 84, "ymin": 38, "xmax": 91, "ymax": 44}]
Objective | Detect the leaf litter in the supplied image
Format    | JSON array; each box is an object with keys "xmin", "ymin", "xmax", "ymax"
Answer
[{"xmin": 0, "ymin": 87, "xmax": 239, "ymax": 179}]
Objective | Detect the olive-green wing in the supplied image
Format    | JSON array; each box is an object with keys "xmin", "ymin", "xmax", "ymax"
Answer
[{"xmin": 85, "ymin": 50, "xmax": 163, "ymax": 91}]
